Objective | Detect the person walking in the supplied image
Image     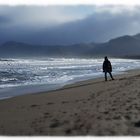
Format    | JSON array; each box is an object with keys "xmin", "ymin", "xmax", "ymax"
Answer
[{"xmin": 103, "ymin": 56, "xmax": 114, "ymax": 81}]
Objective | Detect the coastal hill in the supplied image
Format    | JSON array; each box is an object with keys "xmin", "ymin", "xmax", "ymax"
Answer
[
  {"xmin": 93, "ymin": 34, "xmax": 140, "ymax": 58},
  {"xmin": 1, "ymin": 34, "xmax": 140, "ymax": 58}
]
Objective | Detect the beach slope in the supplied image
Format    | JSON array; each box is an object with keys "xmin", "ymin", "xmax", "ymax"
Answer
[{"xmin": 0, "ymin": 70, "xmax": 140, "ymax": 135}]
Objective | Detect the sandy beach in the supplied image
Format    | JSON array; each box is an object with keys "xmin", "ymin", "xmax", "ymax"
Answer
[{"xmin": 0, "ymin": 70, "xmax": 140, "ymax": 135}]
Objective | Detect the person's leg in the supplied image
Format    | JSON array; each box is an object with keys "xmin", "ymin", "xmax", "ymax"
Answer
[
  {"xmin": 109, "ymin": 72, "xmax": 114, "ymax": 80},
  {"xmin": 105, "ymin": 72, "xmax": 107, "ymax": 81}
]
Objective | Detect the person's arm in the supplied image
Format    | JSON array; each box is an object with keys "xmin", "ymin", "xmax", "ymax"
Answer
[
  {"xmin": 103, "ymin": 62, "xmax": 105, "ymax": 72},
  {"xmin": 109, "ymin": 61, "xmax": 112, "ymax": 72}
]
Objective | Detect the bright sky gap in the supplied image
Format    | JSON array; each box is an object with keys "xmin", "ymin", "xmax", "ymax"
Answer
[{"xmin": 0, "ymin": 0, "xmax": 140, "ymax": 6}]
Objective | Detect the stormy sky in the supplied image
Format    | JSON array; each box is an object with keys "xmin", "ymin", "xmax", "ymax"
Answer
[{"xmin": 1, "ymin": 5, "xmax": 140, "ymax": 45}]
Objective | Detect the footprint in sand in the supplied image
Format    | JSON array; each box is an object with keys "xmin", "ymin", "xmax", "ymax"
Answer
[
  {"xmin": 46, "ymin": 102, "xmax": 54, "ymax": 105},
  {"xmin": 74, "ymin": 113, "xmax": 78, "ymax": 116},
  {"xmin": 62, "ymin": 111, "xmax": 67, "ymax": 114},
  {"xmin": 119, "ymin": 78, "xmax": 126, "ymax": 81},
  {"xmin": 112, "ymin": 116, "xmax": 121, "ymax": 120},
  {"xmin": 30, "ymin": 104, "xmax": 40, "ymax": 108},
  {"xmin": 65, "ymin": 128, "xmax": 72, "ymax": 134},
  {"xmin": 134, "ymin": 121, "xmax": 140, "ymax": 127},
  {"xmin": 127, "ymin": 100, "xmax": 131, "ymax": 103},
  {"xmin": 111, "ymin": 108, "xmax": 116, "ymax": 111},
  {"xmin": 49, "ymin": 119, "xmax": 61, "ymax": 128},
  {"xmin": 43, "ymin": 112, "xmax": 50, "ymax": 118},
  {"xmin": 90, "ymin": 94, "xmax": 95, "ymax": 99},
  {"xmin": 97, "ymin": 116, "xmax": 102, "ymax": 120},
  {"xmin": 75, "ymin": 99, "xmax": 79, "ymax": 102},
  {"xmin": 103, "ymin": 111, "xmax": 109, "ymax": 114},
  {"xmin": 44, "ymin": 112, "xmax": 50, "ymax": 115},
  {"xmin": 61, "ymin": 101, "xmax": 69, "ymax": 104},
  {"xmin": 124, "ymin": 115, "xmax": 131, "ymax": 120},
  {"xmin": 83, "ymin": 101, "xmax": 87, "ymax": 104}
]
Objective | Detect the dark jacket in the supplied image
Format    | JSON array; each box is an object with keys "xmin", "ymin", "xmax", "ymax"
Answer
[{"xmin": 103, "ymin": 60, "xmax": 112, "ymax": 72}]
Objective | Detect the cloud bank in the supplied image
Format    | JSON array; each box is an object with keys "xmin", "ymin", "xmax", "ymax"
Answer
[{"xmin": 0, "ymin": 5, "xmax": 140, "ymax": 45}]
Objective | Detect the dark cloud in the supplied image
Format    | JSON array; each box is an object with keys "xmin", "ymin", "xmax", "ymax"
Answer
[
  {"xmin": 0, "ymin": 5, "xmax": 140, "ymax": 45},
  {"xmin": 25, "ymin": 8, "xmax": 140, "ymax": 45},
  {"xmin": 0, "ymin": 15, "xmax": 11, "ymax": 24}
]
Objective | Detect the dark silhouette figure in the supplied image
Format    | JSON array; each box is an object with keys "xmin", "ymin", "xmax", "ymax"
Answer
[{"xmin": 103, "ymin": 56, "xmax": 114, "ymax": 81}]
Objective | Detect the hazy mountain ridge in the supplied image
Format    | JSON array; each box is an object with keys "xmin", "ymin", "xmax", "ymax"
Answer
[
  {"xmin": 0, "ymin": 34, "xmax": 140, "ymax": 58},
  {"xmin": 92, "ymin": 35, "xmax": 140, "ymax": 57}
]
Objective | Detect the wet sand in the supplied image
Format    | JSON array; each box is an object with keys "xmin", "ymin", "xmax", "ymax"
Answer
[{"xmin": 0, "ymin": 70, "xmax": 140, "ymax": 135}]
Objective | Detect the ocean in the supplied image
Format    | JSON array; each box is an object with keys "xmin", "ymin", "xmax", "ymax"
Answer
[{"xmin": 0, "ymin": 58, "xmax": 140, "ymax": 100}]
